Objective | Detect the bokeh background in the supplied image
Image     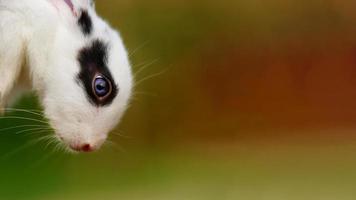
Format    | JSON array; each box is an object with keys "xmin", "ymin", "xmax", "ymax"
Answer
[{"xmin": 2, "ymin": 0, "xmax": 356, "ymax": 199}]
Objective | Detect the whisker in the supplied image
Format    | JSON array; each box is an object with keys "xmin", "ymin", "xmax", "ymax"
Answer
[
  {"xmin": 52, "ymin": 142, "xmax": 61, "ymax": 154},
  {"xmin": 133, "ymin": 59, "xmax": 159, "ymax": 78},
  {"xmin": 1, "ymin": 142, "xmax": 35, "ymax": 160},
  {"xmin": 1, "ymin": 108, "xmax": 44, "ymax": 117},
  {"xmin": 29, "ymin": 150, "xmax": 55, "ymax": 169},
  {"xmin": 134, "ymin": 68, "xmax": 169, "ymax": 88},
  {"xmin": 133, "ymin": 91, "xmax": 158, "ymax": 98},
  {"xmin": 44, "ymin": 136, "xmax": 59, "ymax": 150},
  {"xmin": 61, "ymin": 143, "xmax": 73, "ymax": 154},
  {"xmin": 0, "ymin": 124, "xmax": 48, "ymax": 132},
  {"xmin": 32, "ymin": 134, "xmax": 54, "ymax": 142},
  {"xmin": 133, "ymin": 60, "xmax": 154, "ymax": 69},
  {"xmin": 51, "ymin": 140, "xmax": 72, "ymax": 154},
  {"xmin": 111, "ymin": 131, "xmax": 132, "ymax": 139},
  {"xmin": 2, "ymin": 107, "xmax": 43, "ymax": 112},
  {"xmin": 23, "ymin": 129, "xmax": 53, "ymax": 137},
  {"xmin": 128, "ymin": 40, "xmax": 150, "ymax": 58},
  {"xmin": 1, "ymin": 134, "xmax": 52, "ymax": 159},
  {"xmin": 105, "ymin": 139, "xmax": 127, "ymax": 153},
  {"xmin": 0, "ymin": 116, "xmax": 49, "ymax": 124},
  {"xmin": 14, "ymin": 127, "xmax": 53, "ymax": 135}
]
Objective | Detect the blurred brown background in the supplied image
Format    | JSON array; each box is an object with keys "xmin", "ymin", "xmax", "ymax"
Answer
[{"xmin": 105, "ymin": 0, "xmax": 356, "ymax": 145}]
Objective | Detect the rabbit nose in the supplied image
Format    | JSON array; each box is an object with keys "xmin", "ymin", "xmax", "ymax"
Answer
[
  {"xmin": 81, "ymin": 144, "xmax": 93, "ymax": 152},
  {"xmin": 70, "ymin": 143, "xmax": 94, "ymax": 152}
]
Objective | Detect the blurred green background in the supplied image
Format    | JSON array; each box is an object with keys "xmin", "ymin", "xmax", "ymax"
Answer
[{"xmin": 2, "ymin": 0, "xmax": 356, "ymax": 199}]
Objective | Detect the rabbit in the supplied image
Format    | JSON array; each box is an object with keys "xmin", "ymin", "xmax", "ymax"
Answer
[{"xmin": 0, "ymin": 0, "xmax": 133, "ymax": 152}]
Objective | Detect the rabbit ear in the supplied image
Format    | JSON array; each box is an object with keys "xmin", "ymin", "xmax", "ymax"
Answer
[
  {"xmin": 63, "ymin": 0, "xmax": 75, "ymax": 13},
  {"xmin": 50, "ymin": 0, "xmax": 79, "ymax": 17}
]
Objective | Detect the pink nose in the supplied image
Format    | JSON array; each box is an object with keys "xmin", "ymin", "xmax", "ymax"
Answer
[
  {"xmin": 70, "ymin": 143, "xmax": 94, "ymax": 152},
  {"xmin": 81, "ymin": 144, "xmax": 93, "ymax": 152}
]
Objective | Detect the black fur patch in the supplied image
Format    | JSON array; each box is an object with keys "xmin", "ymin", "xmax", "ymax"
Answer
[
  {"xmin": 77, "ymin": 40, "xmax": 118, "ymax": 106},
  {"xmin": 78, "ymin": 10, "xmax": 92, "ymax": 35}
]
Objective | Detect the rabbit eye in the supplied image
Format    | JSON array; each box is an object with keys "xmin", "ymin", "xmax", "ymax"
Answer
[{"xmin": 92, "ymin": 75, "xmax": 112, "ymax": 99}]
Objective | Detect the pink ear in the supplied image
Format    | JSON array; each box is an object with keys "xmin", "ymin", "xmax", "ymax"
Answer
[
  {"xmin": 63, "ymin": 0, "xmax": 74, "ymax": 12},
  {"xmin": 50, "ymin": 0, "xmax": 78, "ymax": 17}
]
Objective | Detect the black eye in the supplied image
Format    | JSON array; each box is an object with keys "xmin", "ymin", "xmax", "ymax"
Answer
[{"xmin": 92, "ymin": 75, "xmax": 112, "ymax": 98}]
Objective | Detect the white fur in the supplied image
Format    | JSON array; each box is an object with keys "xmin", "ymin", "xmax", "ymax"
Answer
[{"xmin": 0, "ymin": 0, "xmax": 133, "ymax": 151}]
